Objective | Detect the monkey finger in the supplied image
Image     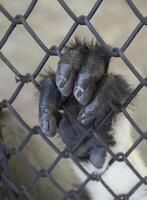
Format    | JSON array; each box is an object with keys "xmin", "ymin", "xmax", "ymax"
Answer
[
  {"xmin": 75, "ymin": 137, "xmax": 96, "ymax": 158},
  {"xmin": 74, "ymin": 68, "xmax": 96, "ymax": 105},
  {"xmin": 74, "ymin": 83, "xmax": 94, "ymax": 106},
  {"xmin": 39, "ymin": 76, "xmax": 60, "ymax": 137},
  {"xmin": 59, "ymin": 116, "xmax": 77, "ymax": 148},
  {"xmin": 56, "ymin": 47, "xmax": 84, "ymax": 97},
  {"xmin": 56, "ymin": 62, "xmax": 75, "ymax": 97},
  {"xmin": 89, "ymin": 146, "xmax": 106, "ymax": 169},
  {"xmin": 56, "ymin": 65, "xmax": 75, "ymax": 97},
  {"xmin": 78, "ymin": 96, "xmax": 100, "ymax": 125},
  {"xmin": 56, "ymin": 49, "xmax": 80, "ymax": 97},
  {"xmin": 40, "ymin": 112, "xmax": 57, "ymax": 137},
  {"xmin": 78, "ymin": 73, "xmax": 132, "ymax": 125}
]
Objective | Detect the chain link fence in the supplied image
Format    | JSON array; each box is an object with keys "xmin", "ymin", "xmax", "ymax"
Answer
[{"xmin": 0, "ymin": 0, "xmax": 147, "ymax": 199}]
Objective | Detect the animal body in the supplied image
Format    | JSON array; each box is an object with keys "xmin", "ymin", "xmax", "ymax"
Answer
[
  {"xmin": 39, "ymin": 38, "xmax": 147, "ymax": 200},
  {"xmin": 0, "ymin": 39, "xmax": 146, "ymax": 200}
]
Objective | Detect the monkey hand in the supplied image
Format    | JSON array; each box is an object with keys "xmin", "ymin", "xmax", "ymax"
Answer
[
  {"xmin": 56, "ymin": 38, "xmax": 109, "ymax": 105},
  {"xmin": 39, "ymin": 38, "xmax": 110, "ymax": 136},
  {"xmin": 56, "ymin": 39, "xmax": 131, "ymax": 125}
]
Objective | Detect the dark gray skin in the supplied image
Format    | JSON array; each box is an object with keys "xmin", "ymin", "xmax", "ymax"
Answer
[{"xmin": 39, "ymin": 39, "xmax": 131, "ymax": 169}]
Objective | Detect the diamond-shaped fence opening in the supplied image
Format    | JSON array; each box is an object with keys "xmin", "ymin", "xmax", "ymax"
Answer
[{"xmin": 0, "ymin": 0, "xmax": 147, "ymax": 200}]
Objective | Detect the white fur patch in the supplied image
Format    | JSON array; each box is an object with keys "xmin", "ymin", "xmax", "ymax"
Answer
[{"xmin": 70, "ymin": 113, "xmax": 147, "ymax": 200}]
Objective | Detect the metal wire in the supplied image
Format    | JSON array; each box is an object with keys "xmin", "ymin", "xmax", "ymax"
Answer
[{"xmin": 0, "ymin": 1, "xmax": 147, "ymax": 199}]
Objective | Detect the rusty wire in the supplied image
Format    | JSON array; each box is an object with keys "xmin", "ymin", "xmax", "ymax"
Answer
[{"xmin": 0, "ymin": 0, "xmax": 147, "ymax": 199}]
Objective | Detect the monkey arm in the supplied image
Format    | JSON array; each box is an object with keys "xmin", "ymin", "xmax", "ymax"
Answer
[{"xmin": 39, "ymin": 73, "xmax": 61, "ymax": 136}]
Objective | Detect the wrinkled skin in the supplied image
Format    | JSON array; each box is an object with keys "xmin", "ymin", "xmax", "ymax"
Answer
[{"xmin": 39, "ymin": 39, "xmax": 131, "ymax": 169}]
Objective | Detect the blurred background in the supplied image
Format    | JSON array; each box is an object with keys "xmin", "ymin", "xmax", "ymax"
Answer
[{"xmin": 0, "ymin": 0, "xmax": 147, "ymax": 199}]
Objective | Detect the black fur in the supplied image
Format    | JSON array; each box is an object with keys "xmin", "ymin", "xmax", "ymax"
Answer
[{"xmin": 65, "ymin": 37, "xmax": 111, "ymax": 71}]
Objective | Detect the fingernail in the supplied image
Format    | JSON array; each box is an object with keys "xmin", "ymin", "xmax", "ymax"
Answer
[
  {"xmin": 57, "ymin": 75, "xmax": 67, "ymax": 88},
  {"xmin": 78, "ymin": 113, "xmax": 87, "ymax": 124},
  {"xmin": 77, "ymin": 90, "xmax": 83, "ymax": 98},
  {"xmin": 56, "ymin": 75, "xmax": 61, "ymax": 82},
  {"xmin": 74, "ymin": 86, "xmax": 84, "ymax": 99},
  {"xmin": 81, "ymin": 119, "xmax": 86, "ymax": 124}
]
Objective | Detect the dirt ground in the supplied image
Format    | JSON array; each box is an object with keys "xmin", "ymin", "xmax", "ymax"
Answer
[{"xmin": 0, "ymin": 0, "xmax": 147, "ymax": 199}]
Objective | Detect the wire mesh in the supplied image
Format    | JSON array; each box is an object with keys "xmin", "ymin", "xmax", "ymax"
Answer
[{"xmin": 0, "ymin": 0, "xmax": 147, "ymax": 199}]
